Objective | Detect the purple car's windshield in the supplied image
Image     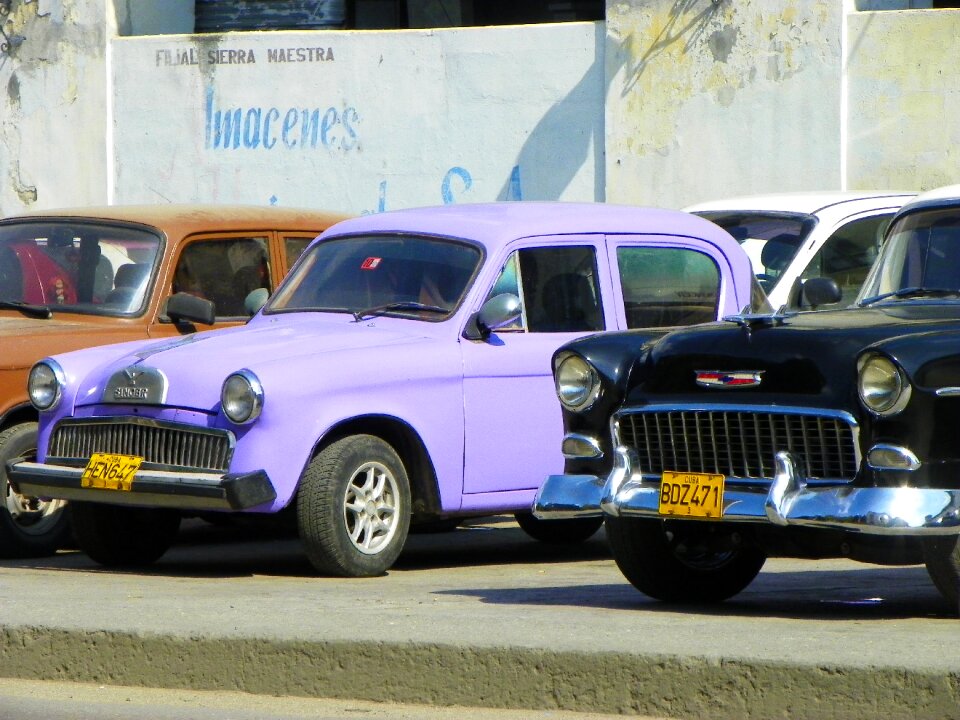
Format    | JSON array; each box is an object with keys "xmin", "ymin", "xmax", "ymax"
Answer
[
  {"xmin": 268, "ymin": 233, "xmax": 482, "ymax": 320},
  {"xmin": 0, "ymin": 221, "xmax": 162, "ymax": 317}
]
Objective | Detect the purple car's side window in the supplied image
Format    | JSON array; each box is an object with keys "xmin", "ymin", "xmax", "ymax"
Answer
[
  {"xmin": 616, "ymin": 246, "xmax": 720, "ymax": 329},
  {"xmin": 485, "ymin": 246, "xmax": 604, "ymax": 334}
]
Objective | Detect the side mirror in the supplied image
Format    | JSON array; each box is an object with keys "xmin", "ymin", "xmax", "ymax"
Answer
[
  {"xmin": 244, "ymin": 288, "xmax": 269, "ymax": 316},
  {"xmin": 801, "ymin": 277, "xmax": 842, "ymax": 308},
  {"xmin": 462, "ymin": 293, "xmax": 522, "ymax": 341},
  {"xmin": 166, "ymin": 292, "xmax": 216, "ymax": 326}
]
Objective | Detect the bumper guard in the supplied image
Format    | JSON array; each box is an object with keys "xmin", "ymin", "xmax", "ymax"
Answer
[{"xmin": 533, "ymin": 447, "xmax": 960, "ymax": 536}]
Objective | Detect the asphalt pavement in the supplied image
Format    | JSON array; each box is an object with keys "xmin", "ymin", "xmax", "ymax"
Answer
[{"xmin": 0, "ymin": 517, "xmax": 957, "ymax": 719}]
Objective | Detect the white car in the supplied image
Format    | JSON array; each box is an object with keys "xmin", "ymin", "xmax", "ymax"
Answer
[{"xmin": 686, "ymin": 192, "xmax": 916, "ymax": 309}]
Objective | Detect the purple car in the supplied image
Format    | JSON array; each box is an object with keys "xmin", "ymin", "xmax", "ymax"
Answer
[{"xmin": 8, "ymin": 202, "xmax": 762, "ymax": 576}]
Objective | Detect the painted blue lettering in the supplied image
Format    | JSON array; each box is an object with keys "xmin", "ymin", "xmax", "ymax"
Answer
[
  {"xmin": 263, "ymin": 108, "xmax": 279, "ymax": 149},
  {"xmin": 243, "ymin": 108, "xmax": 262, "ymax": 148},
  {"xmin": 281, "ymin": 109, "xmax": 298, "ymax": 149},
  {"xmin": 301, "ymin": 110, "xmax": 320, "ymax": 148},
  {"xmin": 442, "ymin": 167, "xmax": 473, "ymax": 204},
  {"xmin": 341, "ymin": 107, "xmax": 359, "ymax": 151},
  {"xmin": 321, "ymin": 108, "xmax": 338, "ymax": 148}
]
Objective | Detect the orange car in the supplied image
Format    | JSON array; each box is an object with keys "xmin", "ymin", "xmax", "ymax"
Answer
[{"xmin": 0, "ymin": 204, "xmax": 348, "ymax": 557}]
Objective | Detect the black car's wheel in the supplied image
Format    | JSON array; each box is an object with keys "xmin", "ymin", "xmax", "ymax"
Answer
[
  {"xmin": 514, "ymin": 512, "xmax": 603, "ymax": 544},
  {"xmin": 297, "ymin": 435, "xmax": 411, "ymax": 577},
  {"xmin": 605, "ymin": 516, "xmax": 765, "ymax": 603},
  {"xmin": 0, "ymin": 422, "xmax": 72, "ymax": 558},
  {"xmin": 70, "ymin": 502, "xmax": 180, "ymax": 567},
  {"xmin": 923, "ymin": 536, "xmax": 960, "ymax": 609}
]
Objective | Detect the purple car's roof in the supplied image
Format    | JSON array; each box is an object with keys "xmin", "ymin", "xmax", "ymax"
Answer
[{"xmin": 320, "ymin": 202, "xmax": 738, "ymax": 253}]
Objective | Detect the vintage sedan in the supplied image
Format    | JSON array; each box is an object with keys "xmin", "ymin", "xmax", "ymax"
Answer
[
  {"xmin": 0, "ymin": 204, "xmax": 347, "ymax": 557},
  {"xmin": 535, "ymin": 186, "xmax": 960, "ymax": 613},
  {"xmin": 686, "ymin": 191, "xmax": 914, "ymax": 309},
  {"xmin": 7, "ymin": 202, "xmax": 764, "ymax": 576}
]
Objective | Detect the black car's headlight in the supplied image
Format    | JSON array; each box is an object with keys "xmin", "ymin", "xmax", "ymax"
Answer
[
  {"xmin": 221, "ymin": 370, "xmax": 264, "ymax": 424},
  {"xmin": 858, "ymin": 353, "xmax": 911, "ymax": 416},
  {"xmin": 28, "ymin": 360, "xmax": 65, "ymax": 411},
  {"xmin": 555, "ymin": 353, "xmax": 601, "ymax": 412}
]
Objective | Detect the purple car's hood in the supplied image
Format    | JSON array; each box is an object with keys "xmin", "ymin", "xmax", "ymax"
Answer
[{"xmin": 74, "ymin": 314, "xmax": 440, "ymax": 412}]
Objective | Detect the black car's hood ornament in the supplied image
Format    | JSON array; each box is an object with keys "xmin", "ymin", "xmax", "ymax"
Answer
[{"xmin": 722, "ymin": 305, "xmax": 795, "ymax": 336}]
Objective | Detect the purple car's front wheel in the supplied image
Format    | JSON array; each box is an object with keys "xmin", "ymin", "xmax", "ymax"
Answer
[{"xmin": 297, "ymin": 434, "xmax": 411, "ymax": 577}]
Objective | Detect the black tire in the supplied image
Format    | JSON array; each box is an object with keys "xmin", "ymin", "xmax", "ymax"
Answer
[
  {"xmin": 296, "ymin": 434, "xmax": 411, "ymax": 577},
  {"xmin": 70, "ymin": 502, "xmax": 180, "ymax": 567},
  {"xmin": 923, "ymin": 536, "xmax": 960, "ymax": 609},
  {"xmin": 514, "ymin": 512, "xmax": 603, "ymax": 544},
  {"xmin": 605, "ymin": 516, "xmax": 765, "ymax": 603},
  {"xmin": 0, "ymin": 422, "xmax": 72, "ymax": 558}
]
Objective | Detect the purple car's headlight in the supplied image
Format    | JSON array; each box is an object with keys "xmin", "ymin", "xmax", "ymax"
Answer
[
  {"xmin": 28, "ymin": 360, "xmax": 65, "ymax": 411},
  {"xmin": 221, "ymin": 370, "xmax": 264, "ymax": 424}
]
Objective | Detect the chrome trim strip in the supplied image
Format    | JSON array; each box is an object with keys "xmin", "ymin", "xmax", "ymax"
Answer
[{"xmin": 935, "ymin": 387, "xmax": 960, "ymax": 397}]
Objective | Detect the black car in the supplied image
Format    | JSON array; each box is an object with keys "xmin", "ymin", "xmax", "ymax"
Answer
[{"xmin": 534, "ymin": 186, "xmax": 960, "ymax": 614}]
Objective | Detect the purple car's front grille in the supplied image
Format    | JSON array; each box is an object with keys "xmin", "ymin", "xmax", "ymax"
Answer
[
  {"xmin": 617, "ymin": 409, "xmax": 859, "ymax": 482},
  {"xmin": 48, "ymin": 418, "xmax": 234, "ymax": 472}
]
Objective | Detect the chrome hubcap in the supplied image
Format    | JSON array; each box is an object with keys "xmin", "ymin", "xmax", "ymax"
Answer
[{"xmin": 342, "ymin": 461, "xmax": 400, "ymax": 555}]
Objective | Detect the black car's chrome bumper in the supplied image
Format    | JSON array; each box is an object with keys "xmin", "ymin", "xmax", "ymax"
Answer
[
  {"xmin": 6, "ymin": 460, "xmax": 276, "ymax": 511},
  {"xmin": 534, "ymin": 447, "xmax": 960, "ymax": 535}
]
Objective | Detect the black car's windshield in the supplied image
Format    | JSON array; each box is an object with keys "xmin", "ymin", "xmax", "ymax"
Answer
[
  {"xmin": 268, "ymin": 233, "xmax": 482, "ymax": 320},
  {"xmin": 0, "ymin": 221, "xmax": 161, "ymax": 316},
  {"xmin": 857, "ymin": 209, "xmax": 960, "ymax": 305},
  {"xmin": 692, "ymin": 211, "xmax": 816, "ymax": 293}
]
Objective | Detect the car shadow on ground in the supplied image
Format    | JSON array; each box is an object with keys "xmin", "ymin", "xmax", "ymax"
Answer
[
  {"xmin": 2, "ymin": 515, "xmax": 612, "ymax": 579},
  {"xmin": 437, "ymin": 563, "xmax": 957, "ymax": 621}
]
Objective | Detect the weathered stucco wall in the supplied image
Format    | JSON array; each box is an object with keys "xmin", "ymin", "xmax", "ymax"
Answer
[
  {"xmin": 604, "ymin": 0, "xmax": 843, "ymax": 208},
  {"xmin": 0, "ymin": 0, "xmax": 108, "ymax": 215},
  {"xmin": 846, "ymin": 8, "xmax": 960, "ymax": 191},
  {"xmin": 109, "ymin": 22, "xmax": 605, "ymax": 213}
]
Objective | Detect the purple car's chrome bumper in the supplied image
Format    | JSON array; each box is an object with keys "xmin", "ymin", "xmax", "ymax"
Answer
[
  {"xmin": 6, "ymin": 460, "xmax": 276, "ymax": 511},
  {"xmin": 533, "ymin": 447, "xmax": 960, "ymax": 536}
]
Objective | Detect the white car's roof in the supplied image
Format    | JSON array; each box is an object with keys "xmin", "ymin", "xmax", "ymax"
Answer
[{"xmin": 684, "ymin": 191, "xmax": 916, "ymax": 216}]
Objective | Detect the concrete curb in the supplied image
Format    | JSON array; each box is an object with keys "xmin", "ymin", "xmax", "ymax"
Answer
[{"xmin": 1, "ymin": 626, "xmax": 958, "ymax": 719}]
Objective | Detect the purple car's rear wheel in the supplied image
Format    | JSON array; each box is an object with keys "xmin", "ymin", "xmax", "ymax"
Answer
[{"xmin": 297, "ymin": 434, "xmax": 411, "ymax": 577}]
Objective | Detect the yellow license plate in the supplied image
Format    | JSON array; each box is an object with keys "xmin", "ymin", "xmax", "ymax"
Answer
[
  {"xmin": 658, "ymin": 471, "xmax": 725, "ymax": 519},
  {"xmin": 81, "ymin": 452, "xmax": 143, "ymax": 491}
]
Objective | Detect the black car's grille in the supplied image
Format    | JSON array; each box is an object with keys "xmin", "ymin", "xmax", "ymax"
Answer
[
  {"xmin": 49, "ymin": 418, "xmax": 234, "ymax": 472},
  {"xmin": 617, "ymin": 409, "xmax": 859, "ymax": 482}
]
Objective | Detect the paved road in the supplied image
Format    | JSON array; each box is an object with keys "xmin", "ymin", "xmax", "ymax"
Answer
[{"xmin": 0, "ymin": 517, "xmax": 957, "ymax": 719}]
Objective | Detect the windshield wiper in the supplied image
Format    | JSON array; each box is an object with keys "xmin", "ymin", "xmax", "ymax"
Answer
[
  {"xmin": 859, "ymin": 287, "xmax": 960, "ymax": 307},
  {"xmin": 0, "ymin": 300, "xmax": 52, "ymax": 319},
  {"xmin": 352, "ymin": 301, "xmax": 448, "ymax": 321}
]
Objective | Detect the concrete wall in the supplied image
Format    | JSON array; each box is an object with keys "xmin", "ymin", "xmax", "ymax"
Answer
[
  {"xmin": 846, "ymin": 8, "xmax": 960, "ymax": 191},
  {"xmin": 2, "ymin": 1, "xmax": 959, "ymax": 218},
  {"xmin": 0, "ymin": 0, "xmax": 109, "ymax": 214},
  {"xmin": 109, "ymin": 22, "xmax": 606, "ymax": 213},
  {"xmin": 604, "ymin": 0, "xmax": 843, "ymax": 208}
]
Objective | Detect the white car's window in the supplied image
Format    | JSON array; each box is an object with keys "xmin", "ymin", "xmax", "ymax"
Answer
[
  {"xmin": 693, "ymin": 211, "xmax": 815, "ymax": 294},
  {"xmin": 484, "ymin": 246, "xmax": 604, "ymax": 333},
  {"xmin": 0, "ymin": 221, "xmax": 162, "ymax": 316},
  {"xmin": 269, "ymin": 233, "xmax": 481, "ymax": 320},
  {"xmin": 617, "ymin": 246, "xmax": 720, "ymax": 328},
  {"xmin": 798, "ymin": 214, "xmax": 891, "ymax": 308}
]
